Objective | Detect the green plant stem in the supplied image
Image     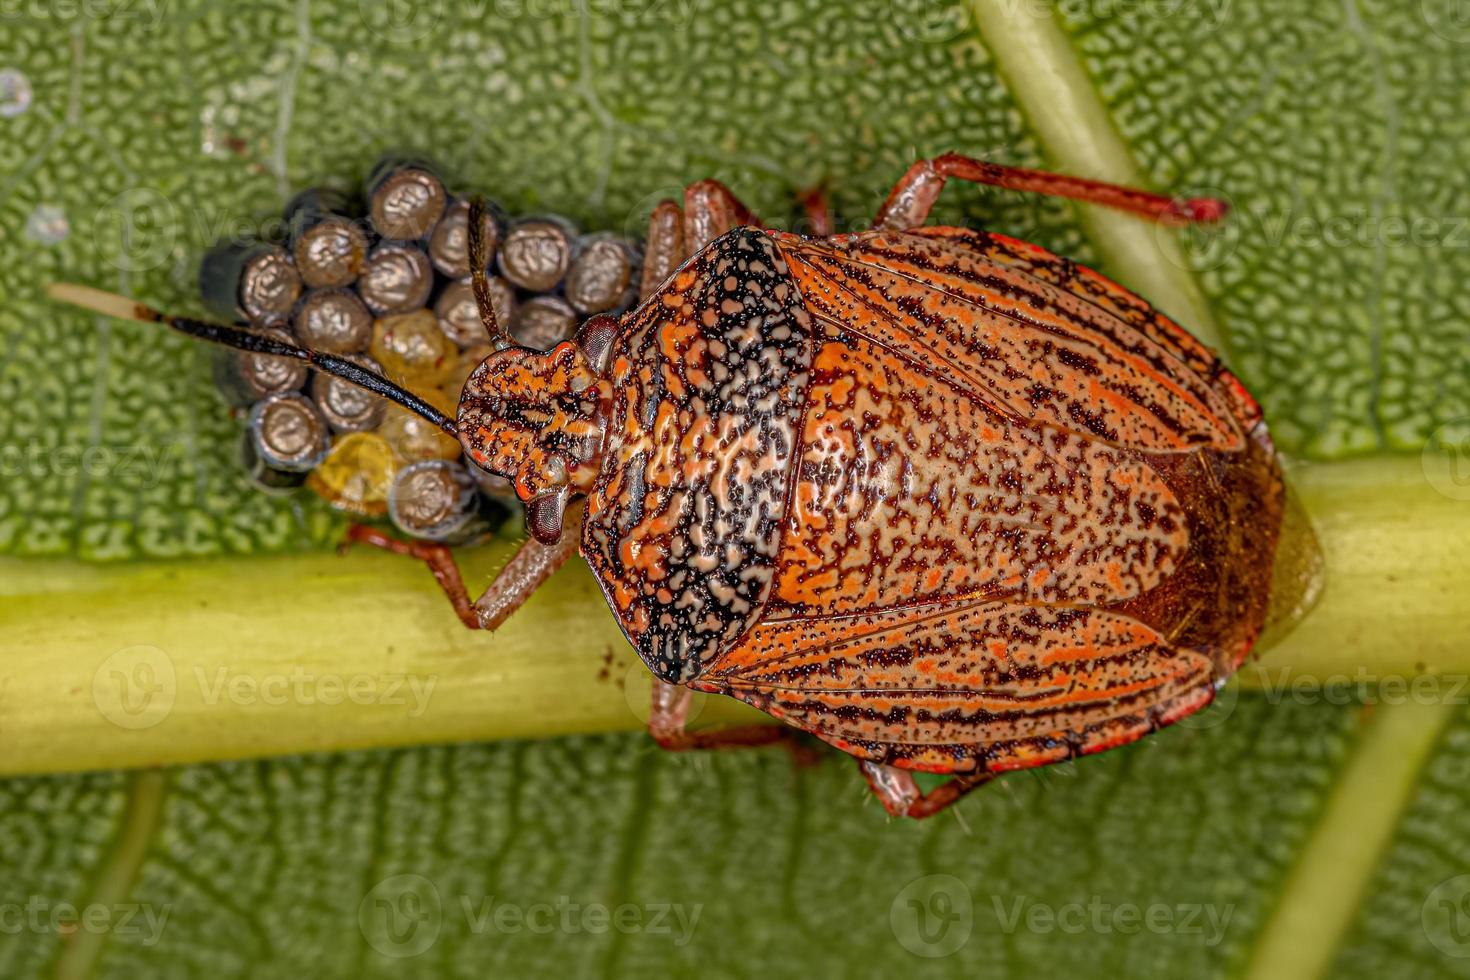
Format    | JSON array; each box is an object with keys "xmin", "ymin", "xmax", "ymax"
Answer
[
  {"xmin": 1241, "ymin": 700, "xmax": 1455, "ymax": 980},
  {"xmin": 0, "ymin": 455, "xmax": 1465, "ymax": 777}
]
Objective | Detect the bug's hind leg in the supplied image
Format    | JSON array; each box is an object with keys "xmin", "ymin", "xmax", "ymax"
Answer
[
  {"xmin": 857, "ymin": 759, "xmax": 996, "ymax": 820},
  {"xmin": 872, "ymin": 152, "xmax": 1229, "ymax": 232},
  {"xmin": 648, "ymin": 680, "xmax": 819, "ymax": 763},
  {"xmin": 340, "ymin": 502, "xmax": 582, "ymax": 631}
]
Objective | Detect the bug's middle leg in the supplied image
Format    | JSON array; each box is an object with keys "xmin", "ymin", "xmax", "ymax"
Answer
[
  {"xmin": 857, "ymin": 759, "xmax": 996, "ymax": 820},
  {"xmin": 648, "ymin": 680, "xmax": 818, "ymax": 761},
  {"xmin": 872, "ymin": 152, "xmax": 1229, "ymax": 231}
]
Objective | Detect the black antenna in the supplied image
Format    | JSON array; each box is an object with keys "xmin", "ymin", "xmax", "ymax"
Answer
[{"xmin": 47, "ymin": 283, "xmax": 457, "ymax": 437}]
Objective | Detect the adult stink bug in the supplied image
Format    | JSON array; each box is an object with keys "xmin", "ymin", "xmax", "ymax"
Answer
[{"xmin": 53, "ymin": 153, "xmax": 1281, "ymax": 819}]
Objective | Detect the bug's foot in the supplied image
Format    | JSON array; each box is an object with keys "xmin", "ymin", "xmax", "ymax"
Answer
[
  {"xmin": 337, "ymin": 523, "xmax": 483, "ymax": 630},
  {"xmin": 652, "ymin": 724, "xmax": 822, "ymax": 767},
  {"xmin": 857, "ymin": 759, "xmax": 995, "ymax": 819}
]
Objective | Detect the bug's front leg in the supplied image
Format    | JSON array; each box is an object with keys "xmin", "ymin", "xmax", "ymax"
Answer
[
  {"xmin": 638, "ymin": 179, "xmax": 769, "ymax": 300},
  {"xmin": 638, "ymin": 200, "xmax": 687, "ymax": 302},
  {"xmin": 797, "ymin": 184, "xmax": 835, "ymax": 237},
  {"xmin": 857, "ymin": 759, "xmax": 996, "ymax": 820},
  {"xmin": 682, "ymin": 179, "xmax": 763, "ymax": 251},
  {"xmin": 872, "ymin": 152, "xmax": 1229, "ymax": 231},
  {"xmin": 341, "ymin": 501, "xmax": 583, "ymax": 631}
]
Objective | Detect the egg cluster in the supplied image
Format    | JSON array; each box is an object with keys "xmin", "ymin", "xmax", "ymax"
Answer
[{"xmin": 201, "ymin": 154, "xmax": 641, "ymax": 543}]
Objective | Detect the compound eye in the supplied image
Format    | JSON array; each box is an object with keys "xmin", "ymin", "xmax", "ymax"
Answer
[
  {"xmin": 575, "ymin": 314, "xmax": 620, "ymax": 373},
  {"xmin": 524, "ymin": 486, "xmax": 569, "ymax": 544}
]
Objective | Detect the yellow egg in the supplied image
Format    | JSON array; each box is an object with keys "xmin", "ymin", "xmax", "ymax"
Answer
[
  {"xmin": 444, "ymin": 344, "xmax": 494, "ymax": 400},
  {"xmin": 306, "ymin": 432, "xmax": 399, "ymax": 516},
  {"xmin": 370, "ymin": 308, "xmax": 456, "ymax": 388},
  {"xmin": 378, "ymin": 385, "xmax": 462, "ymax": 462}
]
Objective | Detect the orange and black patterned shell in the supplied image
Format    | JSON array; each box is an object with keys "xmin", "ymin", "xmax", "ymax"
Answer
[
  {"xmin": 582, "ymin": 226, "xmax": 1282, "ymax": 775},
  {"xmin": 583, "ymin": 230, "xmax": 813, "ymax": 682}
]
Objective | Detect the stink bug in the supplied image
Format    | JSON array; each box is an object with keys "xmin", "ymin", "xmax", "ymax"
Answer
[{"xmin": 52, "ymin": 153, "xmax": 1281, "ymax": 819}]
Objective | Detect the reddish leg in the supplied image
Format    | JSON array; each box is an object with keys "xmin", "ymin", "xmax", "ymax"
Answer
[
  {"xmin": 797, "ymin": 184, "xmax": 835, "ymax": 237},
  {"xmin": 648, "ymin": 680, "xmax": 818, "ymax": 763},
  {"xmin": 872, "ymin": 152, "xmax": 1229, "ymax": 231},
  {"xmin": 682, "ymin": 179, "xmax": 762, "ymax": 252},
  {"xmin": 467, "ymin": 196, "xmax": 510, "ymax": 349},
  {"xmin": 342, "ymin": 525, "xmax": 480, "ymax": 629},
  {"xmin": 857, "ymin": 759, "xmax": 996, "ymax": 820},
  {"xmin": 341, "ymin": 503, "xmax": 583, "ymax": 631},
  {"xmin": 639, "ymin": 181, "xmax": 767, "ymax": 302},
  {"xmin": 638, "ymin": 200, "xmax": 686, "ymax": 303}
]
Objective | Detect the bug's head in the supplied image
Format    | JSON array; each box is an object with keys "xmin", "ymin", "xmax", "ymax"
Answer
[
  {"xmin": 457, "ymin": 314, "xmax": 619, "ymax": 544},
  {"xmin": 44, "ymin": 274, "xmax": 618, "ymax": 547}
]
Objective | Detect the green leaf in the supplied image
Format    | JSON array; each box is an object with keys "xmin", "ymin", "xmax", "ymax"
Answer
[
  {"xmin": 1055, "ymin": 0, "xmax": 1470, "ymax": 456},
  {"xmin": 2, "ymin": 1, "xmax": 1469, "ymax": 978},
  {"xmin": 9, "ymin": 702, "xmax": 1360, "ymax": 978}
]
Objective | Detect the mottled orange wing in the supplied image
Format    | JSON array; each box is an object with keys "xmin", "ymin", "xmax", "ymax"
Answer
[
  {"xmin": 766, "ymin": 333, "xmax": 1192, "ymax": 617},
  {"xmin": 692, "ymin": 597, "xmax": 1216, "ymax": 774},
  {"xmin": 771, "ymin": 228, "xmax": 1247, "ymax": 452},
  {"xmin": 919, "ymin": 225, "xmax": 1266, "ymax": 435}
]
